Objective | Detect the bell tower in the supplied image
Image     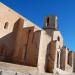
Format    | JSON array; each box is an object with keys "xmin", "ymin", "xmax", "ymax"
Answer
[{"xmin": 43, "ymin": 16, "xmax": 58, "ymax": 30}]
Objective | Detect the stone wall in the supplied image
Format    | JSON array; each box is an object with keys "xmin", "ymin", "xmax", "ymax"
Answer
[
  {"xmin": 0, "ymin": 2, "xmax": 74, "ymax": 74},
  {"xmin": 68, "ymin": 51, "xmax": 73, "ymax": 66},
  {"xmin": 60, "ymin": 48, "xmax": 66, "ymax": 70},
  {"xmin": 37, "ymin": 30, "xmax": 51, "ymax": 72},
  {"xmin": 45, "ymin": 41, "xmax": 57, "ymax": 73},
  {"xmin": 25, "ymin": 29, "xmax": 41, "ymax": 67},
  {"xmin": 0, "ymin": 17, "xmax": 41, "ymax": 67},
  {"xmin": 73, "ymin": 52, "xmax": 75, "ymax": 72}
]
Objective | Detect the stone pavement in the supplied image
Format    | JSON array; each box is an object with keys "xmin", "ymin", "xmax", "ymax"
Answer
[{"xmin": 0, "ymin": 62, "xmax": 74, "ymax": 75}]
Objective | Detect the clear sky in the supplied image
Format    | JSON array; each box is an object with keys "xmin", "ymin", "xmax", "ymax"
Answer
[{"xmin": 1, "ymin": 0, "xmax": 75, "ymax": 51}]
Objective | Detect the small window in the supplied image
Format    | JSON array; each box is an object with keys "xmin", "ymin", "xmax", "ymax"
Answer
[
  {"xmin": 46, "ymin": 17, "xmax": 50, "ymax": 26},
  {"xmin": 57, "ymin": 36, "xmax": 60, "ymax": 41},
  {"xmin": 4, "ymin": 22, "xmax": 8, "ymax": 29}
]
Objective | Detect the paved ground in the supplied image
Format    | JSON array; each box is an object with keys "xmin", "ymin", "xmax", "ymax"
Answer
[
  {"xmin": 0, "ymin": 69, "xmax": 75, "ymax": 75},
  {"xmin": 0, "ymin": 61, "xmax": 74, "ymax": 75}
]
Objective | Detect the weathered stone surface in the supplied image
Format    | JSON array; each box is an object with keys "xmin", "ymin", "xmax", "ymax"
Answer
[
  {"xmin": 2, "ymin": 70, "xmax": 16, "ymax": 75},
  {"xmin": 25, "ymin": 30, "xmax": 41, "ymax": 67},
  {"xmin": 37, "ymin": 30, "xmax": 51, "ymax": 72},
  {"xmin": 73, "ymin": 52, "xmax": 75, "ymax": 72},
  {"xmin": 45, "ymin": 41, "xmax": 57, "ymax": 73},
  {"xmin": 12, "ymin": 18, "xmax": 25, "ymax": 64},
  {"xmin": 44, "ymin": 16, "xmax": 57, "ymax": 30},
  {"xmin": 60, "ymin": 48, "xmax": 66, "ymax": 70},
  {"xmin": 68, "ymin": 51, "xmax": 73, "ymax": 66},
  {"xmin": 26, "ymin": 31, "xmax": 41, "ymax": 66},
  {"xmin": 0, "ymin": 62, "xmax": 37, "ymax": 74},
  {"xmin": 0, "ymin": 2, "xmax": 75, "ymax": 75}
]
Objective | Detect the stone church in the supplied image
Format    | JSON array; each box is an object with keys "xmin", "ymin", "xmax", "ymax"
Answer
[{"xmin": 0, "ymin": 2, "xmax": 75, "ymax": 75}]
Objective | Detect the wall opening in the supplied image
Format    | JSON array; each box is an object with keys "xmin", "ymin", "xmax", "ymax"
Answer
[
  {"xmin": 57, "ymin": 51, "xmax": 59, "ymax": 68},
  {"xmin": 4, "ymin": 22, "xmax": 8, "ymax": 29},
  {"xmin": 57, "ymin": 36, "xmax": 60, "ymax": 41},
  {"xmin": 46, "ymin": 17, "xmax": 50, "ymax": 26}
]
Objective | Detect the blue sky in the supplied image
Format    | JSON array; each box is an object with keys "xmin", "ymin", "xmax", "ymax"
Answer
[{"xmin": 1, "ymin": 0, "xmax": 75, "ymax": 51}]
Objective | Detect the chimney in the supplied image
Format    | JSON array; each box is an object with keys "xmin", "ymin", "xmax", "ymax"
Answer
[{"xmin": 43, "ymin": 16, "xmax": 58, "ymax": 30}]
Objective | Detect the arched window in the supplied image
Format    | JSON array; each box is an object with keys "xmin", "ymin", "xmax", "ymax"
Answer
[{"xmin": 57, "ymin": 36, "xmax": 60, "ymax": 41}]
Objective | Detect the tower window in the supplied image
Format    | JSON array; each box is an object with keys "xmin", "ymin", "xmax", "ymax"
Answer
[
  {"xmin": 4, "ymin": 22, "xmax": 8, "ymax": 29},
  {"xmin": 46, "ymin": 17, "xmax": 50, "ymax": 26}
]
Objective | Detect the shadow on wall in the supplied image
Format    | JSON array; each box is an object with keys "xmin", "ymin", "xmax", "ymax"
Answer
[
  {"xmin": 0, "ymin": 32, "xmax": 14, "ymax": 62},
  {"xmin": 45, "ymin": 41, "xmax": 56, "ymax": 73},
  {"xmin": 0, "ymin": 18, "xmax": 24, "ymax": 63},
  {"xmin": 0, "ymin": 18, "xmax": 41, "ymax": 67}
]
